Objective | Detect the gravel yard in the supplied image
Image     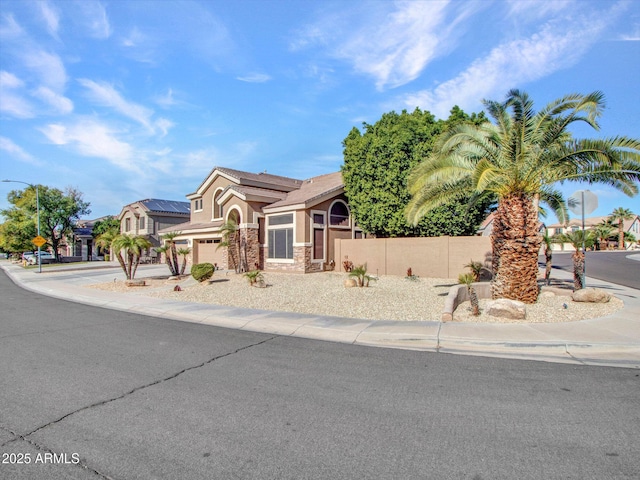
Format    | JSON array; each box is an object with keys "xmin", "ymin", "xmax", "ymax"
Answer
[{"xmin": 86, "ymin": 271, "xmax": 624, "ymax": 323}]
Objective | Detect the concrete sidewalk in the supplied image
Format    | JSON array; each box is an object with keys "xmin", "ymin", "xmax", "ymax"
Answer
[{"xmin": 2, "ymin": 260, "xmax": 639, "ymax": 368}]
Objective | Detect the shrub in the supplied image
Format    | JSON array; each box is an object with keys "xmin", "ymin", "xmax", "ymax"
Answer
[
  {"xmin": 349, "ymin": 263, "xmax": 377, "ymax": 287},
  {"xmin": 191, "ymin": 263, "xmax": 215, "ymax": 282},
  {"xmin": 458, "ymin": 273, "xmax": 480, "ymax": 316},
  {"xmin": 244, "ymin": 269, "xmax": 264, "ymax": 286}
]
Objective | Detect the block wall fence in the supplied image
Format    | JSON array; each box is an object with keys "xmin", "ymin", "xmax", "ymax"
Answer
[{"xmin": 334, "ymin": 236, "xmax": 493, "ymax": 279}]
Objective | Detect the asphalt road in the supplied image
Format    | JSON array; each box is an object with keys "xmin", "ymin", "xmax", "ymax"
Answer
[
  {"xmin": 543, "ymin": 250, "xmax": 640, "ymax": 290},
  {"xmin": 1, "ymin": 270, "xmax": 639, "ymax": 480}
]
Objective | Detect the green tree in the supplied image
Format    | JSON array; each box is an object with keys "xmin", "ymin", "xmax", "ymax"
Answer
[
  {"xmin": 554, "ymin": 230, "xmax": 596, "ymax": 290},
  {"xmin": 92, "ymin": 216, "xmax": 120, "ymax": 237},
  {"xmin": 407, "ymin": 90, "xmax": 640, "ymax": 304},
  {"xmin": 111, "ymin": 234, "xmax": 151, "ymax": 280},
  {"xmin": 157, "ymin": 231, "xmax": 182, "ymax": 276},
  {"xmin": 341, "ymin": 107, "xmax": 492, "ymax": 238},
  {"xmin": 1, "ymin": 185, "xmax": 90, "ymax": 260},
  {"xmin": 609, "ymin": 207, "xmax": 635, "ymax": 250}
]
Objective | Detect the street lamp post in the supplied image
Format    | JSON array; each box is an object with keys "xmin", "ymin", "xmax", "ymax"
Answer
[{"xmin": 2, "ymin": 179, "xmax": 42, "ymax": 273}]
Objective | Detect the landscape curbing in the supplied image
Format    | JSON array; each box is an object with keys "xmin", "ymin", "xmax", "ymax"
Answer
[{"xmin": 1, "ymin": 260, "xmax": 639, "ymax": 368}]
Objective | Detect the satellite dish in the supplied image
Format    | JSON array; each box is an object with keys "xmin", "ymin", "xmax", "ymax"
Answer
[{"xmin": 568, "ymin": 190, "xmax": 598, "ymax": 216}]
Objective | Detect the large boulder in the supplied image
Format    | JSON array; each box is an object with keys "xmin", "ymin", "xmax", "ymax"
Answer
[
  {"xmin": 572, "ymin": 288, "xmax": 611, "ymax": 303},
  {"xmin": 343, "ymin": 278, "xmax": 358, "ymax": 288},
  {"xmin": 487, "ymin": 298, "xmax": 526, "ymax": 320}
]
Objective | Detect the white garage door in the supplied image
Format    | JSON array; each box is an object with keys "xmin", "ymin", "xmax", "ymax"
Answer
[{"xmin": 196, "ymin": 239, "xmax": 224, "ymax": 267}]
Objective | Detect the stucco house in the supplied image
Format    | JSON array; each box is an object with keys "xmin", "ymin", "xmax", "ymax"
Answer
[
  {"xmin": 546, "ymin": 214, "xmax": 640, "ymax": 250},
  {"xmin": 161, "ymin": 166, "xmax": 363, "ymax": 272},
  {"xmin": 118, "ymin": 199, "xmax": 191, "ymax": 250}
]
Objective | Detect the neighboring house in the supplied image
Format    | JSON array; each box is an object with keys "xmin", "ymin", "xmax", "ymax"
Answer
[
  {"xmin": 61, "ymin": 216, "xmax": 113, "ymax": 261},
  {"xmin": 162, "ymin": 166, "xmax": 363, "ymax": 273},
  {"xmin": 118, "ymin": 199, "xmax": 191, "ymax": 250},
  {"xmin": 546, "ymin": 214, "xmax": 640, "ymax": 250}
]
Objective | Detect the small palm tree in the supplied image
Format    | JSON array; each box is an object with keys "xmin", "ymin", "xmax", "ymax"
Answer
[
  {"xmin": 111, "ymin": 234, "xmax": 152, "ymax": 280},
  {"xmin": 157, "ymin": 231, "xmax": 182, "ymax": 276},
  {"xmin": 609, "ymin": 207, "xmax": 635, "ymax": 250},
  {"xmin": 244, "ymin": 269, "xmax": 264, "ymax": 286},
  {"xmin": 458, "ymin": 273, "xmax": 480, "ymax": 316},
  {"xmin": 464, "ymin": 260, "xmax": 483, "ymax": 282},
  {"xmin": 593, "ymin": 221, "xmax": 615, "ymax": 251},
  {"xmin": 95, "ymin": 229, "xmax": 118, "ymax": 261},
  {"xmin": 349, "ymin": 264, "xmax": 376, "ymax": 287},
  {"xmin": 406, "ymin": 90, "xmax": 640, "ymax": 303},
  {"xmin": 554, "ymin": 230, "xmax": 596, "ymax": 290},
  {"xmin": 217, "ymin": 219, "xmax": 245, "ymax": 273}
]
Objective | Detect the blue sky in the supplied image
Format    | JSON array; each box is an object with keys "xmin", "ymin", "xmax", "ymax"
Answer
[{"xmin": 1, "ymin": 0, "xmax": 639, "ymax": 225}]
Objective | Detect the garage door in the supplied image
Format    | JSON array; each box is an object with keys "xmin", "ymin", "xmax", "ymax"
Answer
[{"xmin": 195, "ymin": 239, "xmax": 224, "ymax": 267}]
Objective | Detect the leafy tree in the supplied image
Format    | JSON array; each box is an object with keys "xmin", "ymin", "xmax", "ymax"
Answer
[
  {"xmin": 111, "ymin": 234, "xmax": 151, "ymax": 280},
  {"xmin": 553, "ymin": 230, "xmax": 596, "ymax": 290},
  {"xmin": 341, "ymin": 107, "xmax": 492, "ymax": 238},
  {"xmin": 1, "ymin": 185, "xmax": 90, "ymax": 260},
  {"xmin": 406, "ymin": 90, "xmax": 640, "ymax": 304},
  {"xmin": 609, "ymin": 207, "xmax": 635, "ymax": 250},
  {"xmin": 92, "ymin": 216, "xmax": 120, "ymax": 238}
]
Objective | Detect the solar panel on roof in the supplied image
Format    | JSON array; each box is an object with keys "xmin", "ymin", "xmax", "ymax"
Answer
[{"xmin": 141, "ymin": 199, "xmax": 190, "ymax": 213}]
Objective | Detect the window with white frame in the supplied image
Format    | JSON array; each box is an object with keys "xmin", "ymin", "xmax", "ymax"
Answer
[
  {"xmin": 267, "ymin": 213, "xmax": 294, "ymax": 260},
  {"xmin": 329, "ymin": 200, "xmax": 350, "ymax": 227},
  {"xmin": 194, "ymin": 198, "xmax": 203, "ymax": 211}
]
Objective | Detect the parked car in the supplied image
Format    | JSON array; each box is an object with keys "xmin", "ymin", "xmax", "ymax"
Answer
[
  {"xmin": 28, "ymin": 252, "xmax": 55, "ymax": 264},
  {"xmin": 22, "ymin": 252, "xmax": 35, "ymax": 262}
]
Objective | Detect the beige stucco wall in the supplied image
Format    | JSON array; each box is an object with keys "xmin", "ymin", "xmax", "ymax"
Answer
[{"xmin": 335, "ymin": 236, "xmax": 492, "ymax": 278}]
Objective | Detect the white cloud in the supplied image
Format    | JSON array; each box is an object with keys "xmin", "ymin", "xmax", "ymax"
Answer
[
  {"xmin": 40, "ymin": 119, "xmax": 138, "ymax": 172},
  {"xmin": 400, "ymin": 11, "xmax": 615, "ymax": 118},
  {"xmin": 506, "ymin": 0, "xmax": 574, "ymax": 19},
  {"xmin": 77, "ymin": 0, "xmax": 111, "ymax": 39},
  {"xmin": 32, "ymin": 86, "xmax": 73, "ymax": 114},
  {"xmin": 0, "ymin": 71, "xmax": 24, "ymax": 89},
  {"xmin": 78, "ymin": 79, "xmax": 155, "ymax": 132},
  {"xmin": 154, "ymin": 118, "xmax": 174, "ymax": 137},
  {"xmin": 38, "ymin": 1, "xmax": 61, "ymax": 38},
  {"xmin": 0, "ymin": 92, "xmax": 34, "ymax": 118},
  {"xmin": 0, "ymin": 13, "xmax": 23, "ymax": 39},
  {"xmin": 0, "ymin": 136, "xmax": 40, "ymax": 165},
  {"xmin": 154, "ymin": 88, "xmax": 178, "ymax": 108},
  {"xmin": 236, "ymin": 73, "xmax": 272, "ymax": 83},
  {"xmin": 291, "ymin": 1, "xmax": 481, "ymax": 90},
  {"xmin": 23, "ymin": 49, "xmax": 67, "ymax": 91}
]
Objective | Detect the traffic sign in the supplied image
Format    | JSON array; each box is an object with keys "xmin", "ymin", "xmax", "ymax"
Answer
[
  {"xmin": 568, "ymin": 190, "xmax": 598, "ymax": 216},
  {"xmin": 32, "ymin": 235, "xmax": 46, "ymax": 247}
]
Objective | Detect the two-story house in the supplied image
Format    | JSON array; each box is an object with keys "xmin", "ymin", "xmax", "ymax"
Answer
[
  {"xmin": 118, "ymin": 199, "xmax": 191, "ymax": 250},
  {"xmin": 162, "ymin": 167, "xmax": 363, "ymax": 272}
]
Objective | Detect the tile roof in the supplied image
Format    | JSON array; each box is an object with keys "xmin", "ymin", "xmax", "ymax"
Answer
[{"xmin": 265, "ymin": 171, "xmax": 344, "ymax": 209}]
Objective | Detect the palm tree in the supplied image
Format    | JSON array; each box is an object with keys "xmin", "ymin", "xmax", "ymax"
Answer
[
  {"xmin": 553, "ymin": 230, "xmax": 596, "ymax": 290},
  {"xmin": 406, "ymin": 90, "xmax": 640, "ymax": 303},
  {"xmin": 609, "ymin": 207, "xmax": 635, "ymax": 250},
  {"xmin": 217, "ymin": 219, "xmax": 246, "ymax": 273},
  {"xmin": 94, "ymin": 229, "xmax": 118, "ymax": 261},
  {"xmin": 157, "ymin": 231, "xmax": 181, "ymax": 276},
  {"xmin": 111, "ymin": 234, "xmax": 152, "ymax": 280},
  {"xmin": 593, "ymin": 221, "xmax": 615, "ymax": 251},
  {"xmin": 177, "ymin": 247, "xmax": 191, "ymax": 275},
  {"xmin": 458, "ymin": 273, "xmax": 480, "ymax": 316}
]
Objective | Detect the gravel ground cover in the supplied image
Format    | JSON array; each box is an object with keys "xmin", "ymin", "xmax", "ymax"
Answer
[{"xmin": 86, "ymin": 271, "xmax": 624, "ymax": 323}]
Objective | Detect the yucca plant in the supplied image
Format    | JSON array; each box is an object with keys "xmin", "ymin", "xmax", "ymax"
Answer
[{"xmin": 459, "ymin": 273, "xmax": 480, "ymax": 316}]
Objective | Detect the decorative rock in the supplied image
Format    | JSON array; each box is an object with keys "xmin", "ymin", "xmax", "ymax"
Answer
[
  {"xmin": 125, "ymin": 279, "xmax": 146, "ymax": 287},
  {"xmin": 539, "ymin": 291, "xmax": 556, "ymax": 298},
  {"xmin": 487, "ymin": 298, "xmax": 526, "ymax": 320},
  {"xmin": 572, "ymin": 288, "xmax": 611, "ymax": 303},
  {"xmin": 343, "ymin": 278, "xmax": 357, "ymax": 288}
]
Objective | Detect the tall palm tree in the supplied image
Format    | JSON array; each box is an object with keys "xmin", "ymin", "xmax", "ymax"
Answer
[
  {"xmin": 111, "ymin": 234, "xmax": 152, "ymax": 280},
  {"xmin": 177, "ymin": 247, "xmax": 191, "ymax": 275},
  {"xmin": 406, "ymin": 90, "xmax": 640, "ymax": 303},
  {"xmin": 609, "ymin": 207, "xmax": 635, "ymax": 250},
  {"xmin": 553, "ymin": 230, "xmax": 596, "ymax": 290}
]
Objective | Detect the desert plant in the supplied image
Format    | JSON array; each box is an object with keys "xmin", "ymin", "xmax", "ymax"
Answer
[
  {"xmin": 349, "ymin": 264, "xmax": 376, "ymax": 287},
  {"xmin": 554, "ymin": 230, "xmax": 596, "ymax": 290},
  {"xmin": 191, "ymin": 262, "xmax": 215, "ymax": 282},
  {"xmin": 343, "ymin": 258, "xmax": 354, "ymax": 272},
  {"xmin": 244, "ymin": 269, "xmax": 264, "ymax": 286},
  {"xmin": 464, "ymin": 260, "xmax": 484, "ymax": 282},
  {"xmin": 459, "ymin": 273, "xmax": 480, "ymax": 316},
  {"xmin": 111, "ymin": 234, "xmax": 152, "ymax": 280},
  {"xmin": 542, "ymin": 233, "xmax": 553, "ymax": 286},
  {"xmin": 609, "ymin": 207, "xmax": 635, "ymax": 250}
]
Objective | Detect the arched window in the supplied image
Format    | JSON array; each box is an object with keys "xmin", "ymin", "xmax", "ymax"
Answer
[
  {"xmin": 329, "ymin": 200, "xmax": 350, "ymax": 227},
  {"xmin": 212, "ymin": 188, "xmax": 224, "ymax": 219}
]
